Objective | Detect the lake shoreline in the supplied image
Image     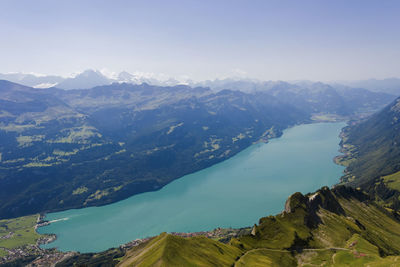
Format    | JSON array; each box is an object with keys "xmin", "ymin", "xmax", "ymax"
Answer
[
  {"xmin": 37, "ymin": 121, "xmax": 346, "ymax": 253},
  {"xmin": 38, "ymin": 120, "xmax": 346, "ymax": 223}
]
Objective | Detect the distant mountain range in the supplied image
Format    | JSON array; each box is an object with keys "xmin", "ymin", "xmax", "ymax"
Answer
[
  {"xmin": 0, "ymin": 70, "xmax": 186, "ymax": 90},
  {"xmin": 1, "ymin": 70, "xmax": 400, "ymax": 96},
  {"xmin": 0, "ymin": 72, "xmax": 65, "ymax": 89},
  {"xmin": 334, "ymin": 78, "xmax": 400, "ymax": 95},
  {"xmin": 0, "ymin": 70, "xmax": 398, "ymax": 118}
]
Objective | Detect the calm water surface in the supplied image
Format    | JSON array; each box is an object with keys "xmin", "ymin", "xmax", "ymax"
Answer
[{"xmin": 38, "ymin": 122, "xmax": 346, "ymax": 252}]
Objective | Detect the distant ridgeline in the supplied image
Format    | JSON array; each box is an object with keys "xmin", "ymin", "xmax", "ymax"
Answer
[
  {"xmin": 0, "ymin": 79, "xmax": 395, "ymax": 219},
  {"xmin": 338, "ymin": 96, "xmax": 400, "ymax": 210}
]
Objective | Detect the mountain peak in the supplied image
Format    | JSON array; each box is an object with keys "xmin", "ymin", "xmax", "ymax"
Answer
[
  {"xmin": 79, "ymin": 69, "xmax": 103, "ymax": 77},
  {"xmin": 56, "ymin": 69, "xmax": 111, "ymax": 90},
  {"xmin": 117, "ymin": 71, "xmax": 134, "ymax": 82}
]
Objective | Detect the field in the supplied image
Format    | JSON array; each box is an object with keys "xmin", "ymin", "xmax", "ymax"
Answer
[
  {"xmin": 0, "ymin": 214, "xmax": 41, "ymax": 256},
  {"xmin": 382, "ymin": 171, "xmax": 400, "ymax": 191}
]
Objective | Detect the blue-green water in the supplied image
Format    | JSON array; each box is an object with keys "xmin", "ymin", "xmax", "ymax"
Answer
[{"xmin": 38, "ymin": 122, "xmax": 345, "ymax": 252}]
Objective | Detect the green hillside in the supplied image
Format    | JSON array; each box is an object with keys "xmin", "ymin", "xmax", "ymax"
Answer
[
  {"xmin": 229, "ymin": 186, "xmax": 400, "ymax": 266},
  {"xmin": 117, "ymin": 233, "xmax": 242, "ymax": 267}
]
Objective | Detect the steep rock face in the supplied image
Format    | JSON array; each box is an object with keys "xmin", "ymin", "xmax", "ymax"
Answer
[
  {"xmin": 308, "ymin": 186, "xmax": 345, "ymax": 215},
  {"xmin": 285, "ymin": 186, "xmax": 348, "ymax": 216},
  {"xmin": 284, "ymin": 186, "xmax": 347, "ymax": 229},
  {"xmin": 333, "ymin": 184, "xmax": 370, "ymax": 201},
  {"xmin": 284, "ymin": 192, "xmax": 308, "ymax": 213}
]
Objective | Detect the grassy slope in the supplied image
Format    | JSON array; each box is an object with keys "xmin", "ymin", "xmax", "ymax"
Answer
[
  {"xmin": 382, "ymin": 171, "xmax": 400, "ymax": 191},
  {"xmin": 118, "ymin": 233, "xmax": 242, "ymax": 267},
  {"xmin": 235, "ymin": 249, "xmax": 296, "ymax": 266}
]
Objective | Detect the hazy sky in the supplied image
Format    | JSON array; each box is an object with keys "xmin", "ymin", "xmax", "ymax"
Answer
[{"xmin": 1, "ymin": 0, "xmax": 399, "ymax": 81}]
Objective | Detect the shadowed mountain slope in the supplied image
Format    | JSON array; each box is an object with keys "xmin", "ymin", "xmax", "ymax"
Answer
[
  {"xmin": 337, "ymin": 96, "xmax": 400, "ymax": 211},
  {"xmin": 0, "ymin": 80, "xmax": 307, "ymax": 218},
  {"xmin": 340, "ymin": 97, "xmax": 400, "ymax": 187}
]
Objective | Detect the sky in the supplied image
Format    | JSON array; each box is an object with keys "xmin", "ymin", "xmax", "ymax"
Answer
[{"xmin": 1, "ymin": 0, "xmax": 399, "ymax": 81}]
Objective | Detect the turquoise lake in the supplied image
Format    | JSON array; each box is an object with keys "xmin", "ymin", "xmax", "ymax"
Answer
[{"xmin": 38, "ymin": 122, "xmax": 346, "ymax": 252}]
